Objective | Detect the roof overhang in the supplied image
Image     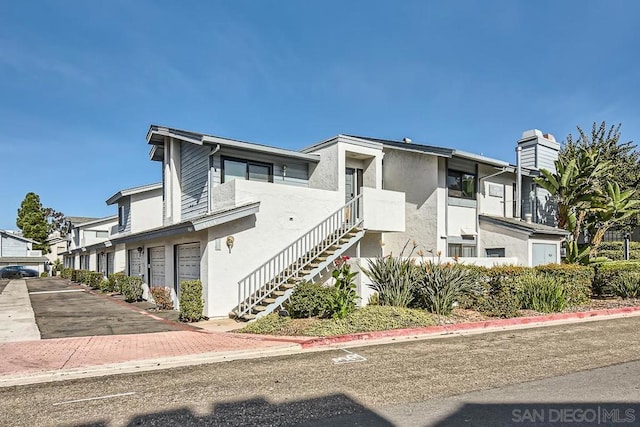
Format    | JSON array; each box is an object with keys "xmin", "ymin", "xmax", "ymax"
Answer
[
  {"xmin": 75, "ymin": 215, "xmax": 118, "ymax": 228},
  {"xmin": 147, "ymin": 125, "xmax": 320, "ymax": 163},
  {"xmin": 479, "ymin": 215, "xmax": 569, "ymax": 237},
  {"xmin": 106, "ymin": 182, "xmax": 162, "ymax": 205},
  {"xmin": 108, "ymin": 201, "xmax": 260, "ymax": 246}
]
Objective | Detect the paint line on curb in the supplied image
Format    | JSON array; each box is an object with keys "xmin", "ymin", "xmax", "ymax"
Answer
[{"xmin": 52, "ymin": 392, "xmax": 136, "ymax": 406}]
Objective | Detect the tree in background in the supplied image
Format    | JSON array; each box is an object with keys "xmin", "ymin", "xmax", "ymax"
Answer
[
  {"xmin": 561, "ymin": 122, "xmax": 640, "ymax": 238},
  {"xmin": 44, "ymin": 207, "xmax": 69, "ymax": 237},
  {"xmin": 16, "ymin": 192, "xmax": 49, "ymax": 253},
  {"xmin": 536, "ymin": 122, "xmax": 640, "ymax": 263}
]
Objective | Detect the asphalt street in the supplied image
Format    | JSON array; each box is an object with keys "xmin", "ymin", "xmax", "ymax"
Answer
[
  {"xmin": 2, "ymin": 315, "xmax": 640, "ymax": 426},
  {"xmin": 26, "ymin": 278, "xmax": 182, "ymax": 338}
]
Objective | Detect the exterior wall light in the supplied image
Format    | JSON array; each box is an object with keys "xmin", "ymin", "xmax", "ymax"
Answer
[
  {"xmin": 226, "ymin": 236, "xmax": 234, "ymax": 253},
  {"xmin": 282, "ymin": 164, "xmax": 287, "ymax": 177}
]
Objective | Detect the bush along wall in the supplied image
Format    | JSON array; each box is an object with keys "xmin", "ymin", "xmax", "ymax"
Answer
[
  {"xmin": 120, "ymin": 276, "xmax": 144, "ymax": 302},
  {"xmin": 150, "ymin": 286, "xmax": 174, "ymax": 310},
  {"xmin": 179, "ymin": 280, "xmax": 204, "ymax": 322},
  {"xmin": 535, "ymin": 264, "xmax": 593, "ymax": 306},
  {"xmin": 593, "ymin": 261, "xmax": 640, "ymax": 298},
  {"xmin": 596, "ymin": 241, "xmax": 640, "ymax": 261}
]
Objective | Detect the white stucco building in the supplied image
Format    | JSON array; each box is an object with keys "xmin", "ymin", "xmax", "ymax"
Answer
[{"xmin": 62, "ymin": 125, "xmax": 567, "ymax": 319}]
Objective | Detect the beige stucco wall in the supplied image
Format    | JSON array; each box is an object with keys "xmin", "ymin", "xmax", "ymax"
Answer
[
  {"xmin": 381, "ymin": 148, "xmax": 440, "ymax": 256},
  {"xmin": 130, "ymin": 189, "xmax": 163, "ymax": 233},
  {"xmin": 478, "ymin": 221, "xmax": 529, "ymax": 265}
]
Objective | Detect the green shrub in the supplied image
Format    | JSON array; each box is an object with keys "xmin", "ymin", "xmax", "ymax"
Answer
[
  {"xmin": 593, "ymin": 261, "xmax": 640, "ymax": 296},
  {"xmin": 237, "ymin": 314, "xmax": 295, "ymax": 335},
  {"xmin": 61, "ymin": 268, "xmax": 72, "ymax": 279},
  {"xmin": 362, "ymin": 256, "xmax": 419, "ymax": 307},
  {"xmin": 150, "ymin": 286, "xmax": 174, "ymax": 310},
  {"xmin": 595, "ymin": 241, "xmax": 640, "ymax": 261},
  {"xmin": 98, "ymin": 279, "xmax": 111, "ymax": 292},
  {"xmin": 461, "ymin": 265, "xmax": 530, "ymax": 318},
  {"xmin": 301, "ymin": 306, "xmax": 436, "ymax": 337},
  {"xmin": 285, "ymin": 281, "xmax": 332, "ymax": 318},
  {"xmin": 239, "ymin": 306, "xmax": 436, "ymax": 337},
  {"xmin": 110, "ymin": 272, "xmax": 126, "ymax": 292},
  {"xmin": 120, "ymin": 276, "xmax": 144, "ymax": 302},
  {"xmin": 329, "ymin": 258, "xmax": 358, "ymax": 319},
  {"xmin": 179, "ymin": 280, "xmax": 204, "ymax": 322},
  {"xmin": 86, "ymin": 272, "xmax": 104, "ymax": 289},
  {"xmin": 519, "ymin": 274, "xmax": 567, "ymax": 313},
  {"xmin": 535, "ymin": 264, "xmax": 593, "ymax": 306},
  {"xmin": 608, "ymin": 271, "xmax": 640, "ymax": 298},
  {"xmin": 40, "ymin": 272, "xmax": 48, "ymax": 277},
  {"xmin": 367, "ymin": 292, "xmax": 380, "ymax": 306},
  {"xmin": 413, "ymin": 262, "xmax": 478, "ymax": 315}
]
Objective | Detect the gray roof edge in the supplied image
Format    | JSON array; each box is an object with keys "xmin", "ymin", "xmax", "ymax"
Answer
[
  {"xmin": 479, "ymin": 215, "xmax": 568, "ymax": 236},
  {"xmin": 75, "ymin": 215, "xmax": 118, "ymax": 228},
  {"xmin": 106, "ymin": 182, "xmax": 162, "ymax": 205},
  {"xmin": 147, "ymin": 125, "xmax": 320, "ymax": 162},
  {"xmin": 0, "ymin": 230, "xmax": 40, "ymax": 244}
]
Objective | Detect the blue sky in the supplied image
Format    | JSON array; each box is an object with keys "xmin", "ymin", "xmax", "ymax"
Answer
[{"xmin": 1, "ymin": 1, "xmax": 639, "ymax": 230}]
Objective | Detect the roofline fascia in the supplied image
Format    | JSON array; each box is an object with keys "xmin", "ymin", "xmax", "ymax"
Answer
[
  {"xmin": 106, "ymin": 183, "xmax": 162, "ymax": 205},
  {"xmin": 75, "ymin": 215, "xmax": 118, "ymax": 228}
]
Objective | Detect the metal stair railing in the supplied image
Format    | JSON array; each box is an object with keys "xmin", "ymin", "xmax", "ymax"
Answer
[{"xmin": 235, "ymin": 194, "xmax": 363, "ymax": 318}]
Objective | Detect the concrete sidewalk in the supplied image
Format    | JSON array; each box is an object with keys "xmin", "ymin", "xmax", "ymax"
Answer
[
  {"xmin": 0, "ymin": 280, "xmax": 40, "ymax": 342},
  {"xmin": 3, "ymin": 302, "xmax": 640, "ymax": 388}
]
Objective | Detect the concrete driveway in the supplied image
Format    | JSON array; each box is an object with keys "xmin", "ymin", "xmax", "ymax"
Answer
[{"xmin": 25, "ymin": 278, "xmax": 184, "ymax": 339}]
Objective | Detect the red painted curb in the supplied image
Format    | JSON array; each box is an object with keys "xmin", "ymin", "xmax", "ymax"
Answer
[{"xmin": 296, "ymin": 306, "xmax": 640, "ymax": 348}]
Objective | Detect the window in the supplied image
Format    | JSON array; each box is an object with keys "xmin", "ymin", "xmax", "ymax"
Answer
[
  {"xmin": 96, "ymin": 230, "xmax": 109, "ymax": 239},
  {"xmin": 222, "ymin": 157, "xmax": 273, "ymax": 183},
  {"xmin": 447, "ymin": 170, "xmax": 476, "ymax": 199},
  {"xmin": 486, "ymin": 248, "xmax": 506, "ymax": 258},
  {"xmin": 448, "ymin": 244, "xmax": 476, "ymax": 258},
  {"xmin": 118, "ymin": 205, "xmax": 126, "ymax": 227}
]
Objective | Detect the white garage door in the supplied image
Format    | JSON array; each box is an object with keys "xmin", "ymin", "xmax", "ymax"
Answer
[
  {"xmin": 176, "ymin": 243, "xmax": 200, "ymax": 294},
  {"xmin": 128, "ymin": 249, "xmax": 142, "ymax": 277},
  {"xmin": 149, "ymin": 246, "xmax": 165, "ymax": 287},
  {"xmin": 532, "ymin": 243, "xmax": 557, "ymax": 266}
]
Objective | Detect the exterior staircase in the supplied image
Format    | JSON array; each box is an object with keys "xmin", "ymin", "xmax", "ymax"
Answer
[{"xmin": 234, "ymin": 194, "xmax": 364, "ymax": 321}]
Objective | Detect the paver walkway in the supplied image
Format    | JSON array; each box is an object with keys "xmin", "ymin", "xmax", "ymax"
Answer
[
  {"xmin": 0, "ymin": 329, "xmax": 295, "ymax": 377},
  {"xmin": 0, "ymin": 280, "xmax": 40, "ymax": 342}
]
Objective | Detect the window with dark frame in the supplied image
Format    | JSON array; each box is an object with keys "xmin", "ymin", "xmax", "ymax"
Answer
[
  {"xmin": 448, "ymin": 243, "xmax": 476, "ymax": 258},
  {"xmin": 222, "ymin": 157, "xmax": 273, "ymax": 183},
  {"xmin": 486, "ymin": 248, "xmax": 506, "ymax": 258},
  {"xmin": 118, "ymin": 205, "xmax": 125, "ymax": 227},
  {"xmin": 447, "ymin": 170, "xmax": 476, "ymax": 199}
]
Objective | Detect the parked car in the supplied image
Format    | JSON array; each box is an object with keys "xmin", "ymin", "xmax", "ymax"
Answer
[{"xmin": 0, "ymin": 265, "xmax": 39, "ymax": 279}]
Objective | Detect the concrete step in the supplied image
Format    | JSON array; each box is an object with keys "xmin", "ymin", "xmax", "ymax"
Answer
[
  {"xmin": 252, "ymin": 305, "xmax": 267, "ymax": 313},
  {"xmin": 272, "ymin": 290, "xmax": 286, "ymax": 296},
  {"xmin": 281, "ymin": 283, "xmax": 296, "ymax": 290},
  {"xmin": 263, "ymin": 297, "xmax": 277, "ymax": 304}
]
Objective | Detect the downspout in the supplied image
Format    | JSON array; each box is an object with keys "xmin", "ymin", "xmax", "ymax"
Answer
[
  {"xmin": 515, "ymin": 147, "xmax": 522, "ymax": 219},
  {"xmin": 208, "ymin": 144, "xmax": 221, "ymax": 213}
]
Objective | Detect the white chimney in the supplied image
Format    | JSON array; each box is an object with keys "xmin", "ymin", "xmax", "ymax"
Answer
[{"xmin": 403, "ymin": 137, "xmax": 412, "ymax": 144}]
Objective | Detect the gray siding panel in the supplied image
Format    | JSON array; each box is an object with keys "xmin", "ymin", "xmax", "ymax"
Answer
[
  {"xmin": 1, "ymin": 235, "xmax": 27, "ymax": 257},
  {"xmin": 537, "ymin": 146, "xmax": 558, "ymax": 172},
  {"xmin": 120, "ymin": 199, "xmax": 131, "ymax": 233},
  {"xmin": 520, "ymin": 146, "xmax": 536, "ymax": 169},
  {"xmin": 181, "ymin": 143, "xmax": 210, "ymax": 220}
]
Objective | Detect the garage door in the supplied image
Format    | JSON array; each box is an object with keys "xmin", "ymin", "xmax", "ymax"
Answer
[
  {"xmin": 532, "ymin": 243, "xmax": 557, "ymax": 266},
  {"xmin": 149, "ymin": 247, "xmax": 165, "ymax": 287},
  {"xmin": 176, "ymin": 243, "xmax": 200, "ymax": 294},
  {"xmin": 107, "ymin": 252, "xmax": 114, "ymax": 276},
  {"xmin": 128, "ymin": 249, "xmax": 142, "ymax": 277}
]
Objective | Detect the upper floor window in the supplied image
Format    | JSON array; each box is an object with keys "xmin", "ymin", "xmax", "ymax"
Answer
[
  {"xmin": 222, "ymin": 157, "xmax": 273, "ymax": 183},
  {"xmin": 96, "ymin": 230, "xmax": 109, "ymax": 239},
  {"xmin": 447, "ymin": 170, "xmax": 476, "ymax": 199},
  {"xmin": 118, "ymin": 205, "xmax": 126, "ymax": 227}
]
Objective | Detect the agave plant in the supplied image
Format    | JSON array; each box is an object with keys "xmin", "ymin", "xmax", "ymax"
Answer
[
  {"xmin": 413, "ymin": 262, "xmax": 479, "ymax": 316},
  {"xmin": 361, "ymin": 240, "xmax": 421, "ymax": 307}
]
